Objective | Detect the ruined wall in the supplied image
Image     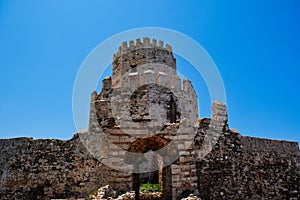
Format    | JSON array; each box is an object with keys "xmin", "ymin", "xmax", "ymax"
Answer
[
  {"xmin": 196, "ymin": 126, "xmax": 300, "ymax": 200},
  {"xmin": 0, "ymin": 133, "xmax": 111, "ymax": 200},
  {"xmin": 1, "ymin": 38, "xmax": 300, "ymax": 200},
  {"xmin": 0, "ymin": 117, "xmax": 299, "ymax": 200}
]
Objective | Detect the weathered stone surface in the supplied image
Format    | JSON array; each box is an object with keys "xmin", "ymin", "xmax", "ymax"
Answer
[
  {"xmin": 0, "ymin": 133, "xmax": 111, "ymax": 200},
  {"xmin": 181, "ymin": 194, "xmax": 201, "ymax": 200},
  {"xmin": 0, "ymin": 38, "xmax": 299, "ymax": 200},
  {"xmin": 196, "ymin": 128, "xmax": 300, "ymax": 200},
  {"xmin": 89, "ymin": 185, "xmax": 202, "ymax": 200}
]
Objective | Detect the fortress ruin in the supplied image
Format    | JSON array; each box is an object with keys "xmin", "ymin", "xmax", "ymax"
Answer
[{"xmin": 0, "ymin": 38, "xmax": 299, "ymax": 200}]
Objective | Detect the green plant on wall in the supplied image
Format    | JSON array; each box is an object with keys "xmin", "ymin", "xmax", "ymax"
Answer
[
  {"xmin": 86, "ymin": 188, "xmax": 99, "ymax": 200},
  {"xmin": 140, "ymin": 182, "xmax": 162, "ymax": 193}
]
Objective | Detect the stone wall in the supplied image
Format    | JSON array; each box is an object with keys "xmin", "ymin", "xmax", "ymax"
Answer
[
  {"xmin": 196, "ymin": 127, "xmax": 300, "ymax": 200},
  {"xmin": 0, "ymin": 133, "xmax": 111, "ymax": 200},
  {"xmin": 1, "ymin": 38, "xmax": 300, "ymax": 200},
  {"xmin": 0, "ymin": 120, "xmax": 299, "ymax": 199}
]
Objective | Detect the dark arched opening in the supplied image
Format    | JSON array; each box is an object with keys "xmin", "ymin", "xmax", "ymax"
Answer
[
  {"xmin": 129, "ymin": 83, "xmax": 181, "ymax": 123},
  {"xmin": 126, "ymin": 136, "xmax": 172, "ymax": 200}
]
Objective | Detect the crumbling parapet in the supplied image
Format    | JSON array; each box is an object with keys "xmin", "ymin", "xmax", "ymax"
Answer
[{"xmin": 194, "ymin": 101, "xmax": 228, "ymax": 160}]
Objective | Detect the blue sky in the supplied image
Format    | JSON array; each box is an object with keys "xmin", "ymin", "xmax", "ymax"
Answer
[{"xmin": 0, "ymin": 0, "xmax": 299, "ymax": 145}]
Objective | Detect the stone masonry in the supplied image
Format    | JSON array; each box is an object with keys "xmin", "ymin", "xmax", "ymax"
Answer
[
  {"xmin": 0, "ymin": 38, "xmax": 299, "ymax": 200},
  {"xmin": 87, "ymin": 38, "xmax": 200, "ymax": 200},
  {"xmin": 0, "ymin": 133, "xmax": 111, "ymax": 199}
]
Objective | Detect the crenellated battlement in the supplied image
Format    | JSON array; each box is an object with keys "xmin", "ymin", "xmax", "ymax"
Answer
[
  {"xmin": 112, "ymin": 38, "xmax": 176, "ymax": 88},
  {"xmin": 113, "ymin": 37, "xmax": 173, "ymax": 59}
]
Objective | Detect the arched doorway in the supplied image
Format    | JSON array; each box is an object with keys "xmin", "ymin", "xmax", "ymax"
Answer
[{"xmin": 126, "ymin": 136, "xmax": 172, "ymax": 200}]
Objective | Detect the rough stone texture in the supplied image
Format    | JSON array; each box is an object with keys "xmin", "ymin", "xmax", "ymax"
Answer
[
  {"xmin": 89, "ymin": 185, "xmax": 201, "ymax": 200},
  {"xmin": 87, "ymin": 38, "xmax": 200, "ymax": 200},
  {"xmin": 0, "ymin": 133, "xmax": 111, "ymax": 200},
  {"xmin": 0, "ymin": 38, "xmax": 299, "ymax": 200},
  {"xmin": 196, "ymin": 127, "xmax": 300, "ymax": 200},
  {"xmin": 181, "ymin": 194, "xmax": 201, "ymax": 200},
  {"xmin": 88, "ymin": 185, "xmax": 136, "ymax": 200}
]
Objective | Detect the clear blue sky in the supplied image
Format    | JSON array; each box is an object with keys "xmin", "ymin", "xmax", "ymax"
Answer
[{"xmin": 0, "ymin": 0, "xmax": 299, "ymax": 145}]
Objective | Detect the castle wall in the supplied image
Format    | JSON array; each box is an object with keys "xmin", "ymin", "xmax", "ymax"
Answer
[
  {"xmin": 196, "ymin": 128, "xmax": 300, "ymax": 200},
  {"xmin": 0, "ymin": 134, "xmax": 111, "ymax": 200},
  {"xmin": 1, "ymin": 38, "xmax": 300, "ymax": 200},
  {"xmin": 241, "ymin": 136, "xmax": 299, "ymax": 154},
  {"xmin": 0, "ymin": 120, "xmax": 299, "ymax": 199}
]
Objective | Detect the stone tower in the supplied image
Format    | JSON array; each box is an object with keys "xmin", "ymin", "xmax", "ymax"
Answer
[
  {"xmin": 112, "ymin": 38, "xmax": 176, "ymax": 88},
  {"xmin": 0, "ymin": 38, "xmax": 298, "ymax": 200},
  {"xmin": 87, "ymin": 38, "xmax": 203, "ymax": 200}
]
